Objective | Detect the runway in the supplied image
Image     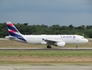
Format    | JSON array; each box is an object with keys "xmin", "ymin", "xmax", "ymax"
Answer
[
  {"xmin": 0, "ymin": 64, "xmax": 92, "ymax": 70},
  {"xmin": 0, "ymin": 48, "xmax": 92, "ymax": 51}
]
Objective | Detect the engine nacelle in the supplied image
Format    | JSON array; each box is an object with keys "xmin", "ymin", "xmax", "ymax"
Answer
[
  {"xmin": 54, "ymin": 42, "xmax": 65, "ymax": 47},
  {"xmin": 41, "ymin": 41, "xmax": 47, "ymax": 44}
]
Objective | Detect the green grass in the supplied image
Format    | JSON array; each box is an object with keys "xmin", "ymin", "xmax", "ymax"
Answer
[
  {"xmin": 0, "ymin": 40, "xmax": 92, "ymax": 64},
  {"xmin": 0, "ymin": 50, "xmax": 91, "ymax": 64},
  {"xmin": 0, "ymin": 50, "xmax": 92, "ymax": 57}
]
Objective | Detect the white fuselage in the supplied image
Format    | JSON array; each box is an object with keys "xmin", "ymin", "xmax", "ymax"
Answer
[{"xmin": 23, "ymin": 35, "xmax": 88, "ymax": 44}]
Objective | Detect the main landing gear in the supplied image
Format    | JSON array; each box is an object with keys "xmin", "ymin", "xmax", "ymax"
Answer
[{"xmin": 47, "ymin": 45, "xmax": 51, "ymax": 48}]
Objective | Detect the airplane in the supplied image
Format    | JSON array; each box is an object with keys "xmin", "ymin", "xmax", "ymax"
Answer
[{"xmin": 5, "ymin": 22, "xmax": 88, "ymax": 48}]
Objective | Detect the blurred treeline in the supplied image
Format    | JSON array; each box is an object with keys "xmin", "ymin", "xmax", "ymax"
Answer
[{"xmin": 0, "ymin": 22, "xmax": 92, "ymax": 38}]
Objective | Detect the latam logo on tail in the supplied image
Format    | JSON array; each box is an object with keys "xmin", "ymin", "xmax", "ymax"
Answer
[
  {"xmin": 5, "ymin": 22, "xmax": 88, "ymax": 48},
  {"xmin": 7, "ymin": 22, "xmax": 26, "ymax": 42}
]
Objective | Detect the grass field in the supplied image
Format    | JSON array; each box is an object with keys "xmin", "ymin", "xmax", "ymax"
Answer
[
  {"xmin": 0, "ymin": 40, "xmax": 92, "ymax": 64},
  {"xmin": 0, "ymin": 50, "xmax": 92, "ymax": 64}
]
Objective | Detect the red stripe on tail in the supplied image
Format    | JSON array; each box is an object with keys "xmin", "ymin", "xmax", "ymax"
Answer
[
  {"xmin": 7, "ymin": 23, "xmax": 13, "ymax": 26},
  {"xmin": 9, "ymin": 30, "xmax": 16, "ymax": 33}
]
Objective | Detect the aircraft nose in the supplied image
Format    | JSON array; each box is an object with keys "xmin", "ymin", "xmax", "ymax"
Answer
[{"xmin": 85, "ymin": 39, "xmax": 88, "ymax": 43}]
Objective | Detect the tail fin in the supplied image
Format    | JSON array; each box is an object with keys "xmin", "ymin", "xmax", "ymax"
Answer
[{"xmin": 6, "ymin": 22, "xmax": 26, "ymax": 42}]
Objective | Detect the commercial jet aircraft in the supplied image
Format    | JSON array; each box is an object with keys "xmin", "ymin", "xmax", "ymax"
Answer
[{"xmin": 5, "ymin": 22, "xmax": 88, "ymax": 48}]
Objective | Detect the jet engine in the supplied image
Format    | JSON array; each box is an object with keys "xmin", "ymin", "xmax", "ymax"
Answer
[
  {"xmin": 41, "ymin": 41, "xmax": 47, "ymax": 44},
  {"xmin": 54, "ymin": 41, "xmax": 65, "ymax": 47}
]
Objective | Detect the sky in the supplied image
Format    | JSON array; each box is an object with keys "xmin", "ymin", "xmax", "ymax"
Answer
[{"xmin": 0, "ymin": 0, "xmax": 92, "ymax": 26}]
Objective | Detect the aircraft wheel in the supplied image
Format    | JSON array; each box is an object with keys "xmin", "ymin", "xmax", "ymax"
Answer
[
  {"xmin": 47, "ymin": 45, "xmax": 51, "ymax": 48},
  {"xmin": 76, "ymin": 44, "xmax": 78, "ymax": 48}
]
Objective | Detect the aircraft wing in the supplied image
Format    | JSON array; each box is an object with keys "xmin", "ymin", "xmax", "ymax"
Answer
[
  {"xmin": 42, "ymin": 38, "xmax": 65, "ymax": 47},
  {"xmin": 42, "ymin": 38, "xmax": 60, "ymax": 45}
]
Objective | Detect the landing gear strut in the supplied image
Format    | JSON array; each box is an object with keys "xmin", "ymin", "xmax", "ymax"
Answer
[
  {"xmin": 76, "ymin": 44, "xmax": 78, "ymax": 48},
  {"xmin": 47, "ymin": 45, "xmax": 51, "ymax": 48}
]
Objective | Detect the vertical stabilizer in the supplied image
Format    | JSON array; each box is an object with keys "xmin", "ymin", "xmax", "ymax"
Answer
[{"xmin": 6, "ymin": 22, "xmax": 26, "ymax": 42}]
